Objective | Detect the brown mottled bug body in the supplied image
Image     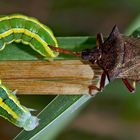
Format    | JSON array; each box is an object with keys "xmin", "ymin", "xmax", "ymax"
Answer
[{"xmin": 49, "ymin": 25, "xmax": 140, "ymax": 94}]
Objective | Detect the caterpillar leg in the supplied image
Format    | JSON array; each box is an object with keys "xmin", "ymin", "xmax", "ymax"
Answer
[{"xmin": 12, "ymin": 89, "xmax": 18, "ymax": 95}]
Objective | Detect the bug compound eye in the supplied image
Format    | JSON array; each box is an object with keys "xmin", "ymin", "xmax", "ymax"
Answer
[{"xmin": 81, "ymin": 49, "xmax": 91, "ymax": 60}]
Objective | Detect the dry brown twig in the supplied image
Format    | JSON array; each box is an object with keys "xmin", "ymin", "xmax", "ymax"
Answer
[{"xmin": 0, "ymin": 60, "xmax": 104, "ymax": 95}]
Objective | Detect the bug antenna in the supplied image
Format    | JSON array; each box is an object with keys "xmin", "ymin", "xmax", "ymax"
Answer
[{"xmin": 48, "ymin": 45, "xmax": 81, "ymax": 57}]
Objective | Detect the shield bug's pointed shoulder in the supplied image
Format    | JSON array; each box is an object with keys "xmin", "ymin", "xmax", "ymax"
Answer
[
  {"xmin": 109, "ymin": 25, "xmax": 120, "ymax": 38},
  {"xmin": 102, "ymin": 25, "xmax": 123, "ymax": 52},
  {"xmin": 97, "ymin": 25, "xmax": 125, "ymax": 80},
  {"xmin": 107, "ymin": 25, "xmax": 121, "ymax": 41}
]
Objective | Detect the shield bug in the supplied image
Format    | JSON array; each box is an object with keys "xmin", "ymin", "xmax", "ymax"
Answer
[{"xmin": 49, "ymin": 25, "xmax": 140, "ymax": 94}]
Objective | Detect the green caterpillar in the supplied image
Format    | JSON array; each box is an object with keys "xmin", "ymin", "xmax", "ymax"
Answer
[
  {"xmin": 0, "ymin": 14, "xmax": 59, "ymax": 130},
  {"xmin": 0, "ymin": 80, "xmax": 39, "ymax": 131},
  {"xmin": 0, "ymin": 14, "xmax": 58, "ymax": 58}
]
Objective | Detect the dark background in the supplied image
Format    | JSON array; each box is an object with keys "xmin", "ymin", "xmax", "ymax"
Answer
[{"xmin": 0, "ymin": 0, "xmax": 140, "ymax": 140}]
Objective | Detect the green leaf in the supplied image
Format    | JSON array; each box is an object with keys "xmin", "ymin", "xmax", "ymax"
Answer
[
  {"xmin": 129, "ymin": 25, "xmax": 140, "ymax": 37},
  {"xmin": 14, "ymin": 95, "xmax": 93, "ymax": 140},
  {"xmin": 124, "ymin": 15, "xmax": 140, "ymax": 35}
]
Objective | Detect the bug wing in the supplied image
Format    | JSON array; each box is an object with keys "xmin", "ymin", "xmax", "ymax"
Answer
[
  {"xmin": 124, "ymin": 36, "xmax": 140, "ymax": 57},
  {"xmin": 117, "ymin": 58, "xmax": 140, "ymax": 81}
]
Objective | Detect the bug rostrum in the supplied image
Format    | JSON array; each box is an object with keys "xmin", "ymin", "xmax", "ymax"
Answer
[{"xmin": 49, "ymin": 25, "xmax": 140, "ymax": 94}]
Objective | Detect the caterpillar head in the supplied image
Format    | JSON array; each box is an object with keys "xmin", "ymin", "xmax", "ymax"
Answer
[{"xmin": 23, "ymin": 115, "xmax": 39, "ymax": 131}]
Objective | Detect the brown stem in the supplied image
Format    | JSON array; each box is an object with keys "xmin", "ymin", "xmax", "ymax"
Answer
[{"xmin": 0, "ymin": 60, "xmax": 103, "ymax": 95}]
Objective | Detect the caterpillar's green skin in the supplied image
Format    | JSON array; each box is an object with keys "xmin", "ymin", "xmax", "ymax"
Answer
[
  {"xmin": 0, "ymin": 14, "xmax": 60, "ymax": 130},
  {"xmin": 0, "ymin": 80, "xmax": 39, "ymax": 131},
  {"xmin": 0, "ymin": 14, "xmax": 58, "ymax": 58}
]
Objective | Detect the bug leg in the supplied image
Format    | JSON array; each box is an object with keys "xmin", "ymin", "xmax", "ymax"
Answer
[
  {"xmin": 99, "ymin": 71, "xmax": 106, "ymax": 91},
  {"xmin": 122, "ymin": 79, "xmax": 135, "ymax": 93},
  {"xmin": 48, "ymin": 45, "xmax": 81, "ymax": 57},
  {"xmin": 88, "ymin": 85, "xmax": 100, "ymax": 96},
  {"xmin": 12, "ymin": 89, "xmax": 18, "ymax": 95},
  {"xmin": 132, "ymin": 81, "xmax": 136, "ymax": 89}
]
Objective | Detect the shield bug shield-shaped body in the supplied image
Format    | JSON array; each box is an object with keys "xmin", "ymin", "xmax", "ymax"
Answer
[
  {"xmin": 49, "ymin": 25, "xmax": 140, "ymax": 94},
  {"xmin": 85, "ymin": 25, "xmax": 140, "ymax": 93}
]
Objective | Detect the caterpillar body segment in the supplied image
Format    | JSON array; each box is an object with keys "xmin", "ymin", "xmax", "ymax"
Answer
[
  {"xmin": 0, "ymin": 80, "xmax": 39, "ymax": 131},
  {"xmin": 0, "ymin": 14, "xmax": 58, "ymax": 58}
]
